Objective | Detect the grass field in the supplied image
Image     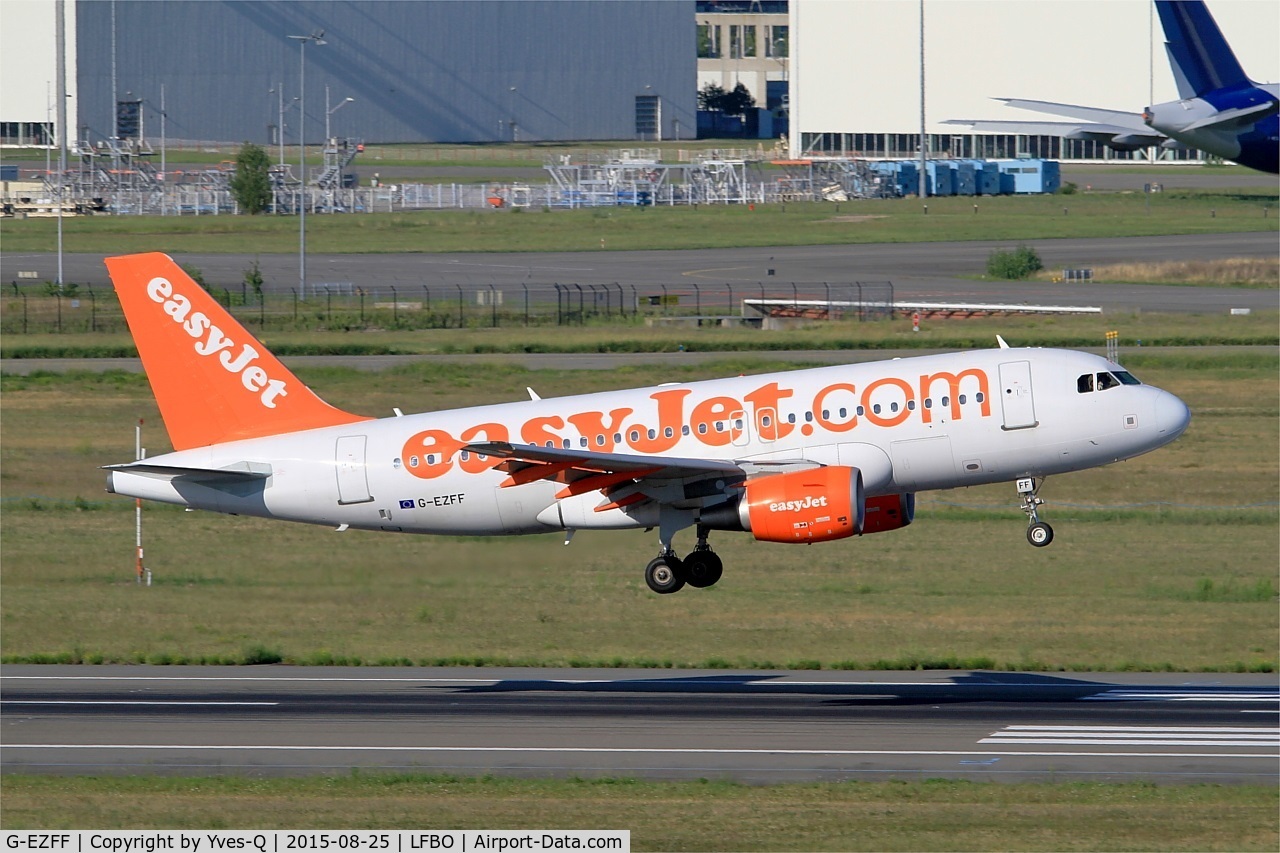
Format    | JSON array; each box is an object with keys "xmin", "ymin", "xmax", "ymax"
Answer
[
  {"xmin": 4, "ymin": 303, "xmax": 1278, "ymax": 352},
  {"xmin": 1, "ymin": 775, "xmax": 1276, "ymax": 851},
  {"xmin": 2, "ymin": 353, "xmax": 1275, "ymax": 672},
  {"xmin": 3, "ymin": 190, "xmax": 1276, "ymax": 256}
]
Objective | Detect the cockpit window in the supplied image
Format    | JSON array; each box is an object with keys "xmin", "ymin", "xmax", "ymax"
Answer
[
  {"xmin": 1077, "ymin": 373, "xmax": 1094, "ymax": 393},
  {"xmin": 1096, "ymin": 372, "xmax": 1120, "ymax": 391},
  {"xmin": 1114, "ymin": 370, "xmax": 1141, "ymax": 386}
]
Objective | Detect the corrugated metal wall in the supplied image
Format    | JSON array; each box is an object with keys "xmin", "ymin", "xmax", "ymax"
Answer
[{"xmin": 75, "ymin": 0, "xmax": 695, "ymax": 144}]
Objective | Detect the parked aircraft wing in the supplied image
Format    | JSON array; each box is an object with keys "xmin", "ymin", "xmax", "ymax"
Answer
[
  {"xmin": 994, "ymin": 98, "xmax": 1151, "ymax": 129},
  {"xmin": 942, "ymin": 118, "xmax": 1166, "ymax": 152},
  {"xmin": 943, "ymin": 118, "xmax": 1166, "ymax": 145}
]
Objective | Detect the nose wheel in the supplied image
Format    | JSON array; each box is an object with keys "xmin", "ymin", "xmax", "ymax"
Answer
[{"xmin": 1017, "ymin": 477, "xmax": 1054, "ymax": 547}]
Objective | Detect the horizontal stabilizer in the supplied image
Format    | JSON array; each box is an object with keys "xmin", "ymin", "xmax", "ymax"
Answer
[
  {"xmin": 1182, "ymin": 100, "xmax": 1280, "ymax": 132},
  {"xmin": 103, "ymin": 461, "xmax": 272, "ymax": 481}
]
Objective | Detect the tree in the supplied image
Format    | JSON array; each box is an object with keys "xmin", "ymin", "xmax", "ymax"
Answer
[
  {"xmin": 244, "ymin": 260, "xmax": 264, "ymax": 302},
  {"xmin": 697, "ymin": 82, "xmax": 756, "ymax": 118},
  {"xmin": 722, "ymin": 82, "xmax": 756, "ymax": 118},
  {"xmin": 698, "ymin": 83, "xmax": 727, "ymax": 112},
  {"xmin": 229, "ymin": 142, "xmax": 273, "ymax": 215}
]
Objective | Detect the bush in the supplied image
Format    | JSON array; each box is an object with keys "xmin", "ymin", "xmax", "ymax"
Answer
[{"xmin": 987, "ymin": 245, "xmax": 1044, "ymax": 279}]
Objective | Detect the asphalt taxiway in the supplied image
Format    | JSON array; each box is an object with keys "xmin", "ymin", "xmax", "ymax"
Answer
[
  {"xmin": 4, "ymin": 232, "xmax": 1276, "ymax": 314},
  {"xmin": 3, "ymin": 666, "xmax": 1276, "ymax": 783}
]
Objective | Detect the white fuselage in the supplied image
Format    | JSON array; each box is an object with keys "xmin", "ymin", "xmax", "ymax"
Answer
[{"xmin": 108, "ymin": 348, "xmax": 1190, "ymax": 536}]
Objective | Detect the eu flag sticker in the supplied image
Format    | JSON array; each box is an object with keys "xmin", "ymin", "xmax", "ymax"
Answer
[{"xmin": 399, "ymin": 499, "xmax": 415, "ymax": 510}]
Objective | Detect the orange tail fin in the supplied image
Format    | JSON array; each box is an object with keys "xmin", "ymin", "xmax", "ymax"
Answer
[{"xmin": 106, "ymin": 252, "xmax": 371, "ymax": 450}]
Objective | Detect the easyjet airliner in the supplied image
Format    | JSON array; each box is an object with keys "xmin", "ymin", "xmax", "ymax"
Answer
[{"xmin": 104, "ymin": 253, "xmax": 1191, "ymax": 594}]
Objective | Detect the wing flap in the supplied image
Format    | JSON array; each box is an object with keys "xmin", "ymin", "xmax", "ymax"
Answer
[{"xmin": 468, "ymin": 441, "xmax": 744, "ymax": 482}]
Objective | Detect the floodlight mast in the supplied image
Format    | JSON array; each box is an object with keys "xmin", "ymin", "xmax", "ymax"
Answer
[
  {"xmin": 288, "ymin": 31, "xmax": 327, "ymax": 300},
  {"xmin": 326, "ymin": 86, "xmax": 354, "ymax": 141}
]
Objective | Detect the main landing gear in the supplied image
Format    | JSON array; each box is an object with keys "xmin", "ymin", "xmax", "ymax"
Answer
[
  {"xmin": 1017, "ymin": 477, "xmax": 1054, "ymax": 547},
  {"xmin": 645, "ymin": 526, "xmax": 724, "ymax": 594}
]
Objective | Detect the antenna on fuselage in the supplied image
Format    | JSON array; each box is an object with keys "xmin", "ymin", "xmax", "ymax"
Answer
[{"xmin": 996, "ymin": 335, "xmax": 1010, "ymax": 349}]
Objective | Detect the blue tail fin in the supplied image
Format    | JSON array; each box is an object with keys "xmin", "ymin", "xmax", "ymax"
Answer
[{"xmin": 1156, "ymin": 0, "xmax": 1250, "ymax": 98}]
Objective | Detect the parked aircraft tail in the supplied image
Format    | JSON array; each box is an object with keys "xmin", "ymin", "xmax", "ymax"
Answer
[
  {"xmin": 105, "ymin": 252, "xmax": 370, "ymax": 450},
  {"xmin": 1157, "ymin": 0, "xmax": 1250, "ymax": 98}
]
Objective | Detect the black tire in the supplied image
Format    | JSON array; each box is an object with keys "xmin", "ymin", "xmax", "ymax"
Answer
[
  {"xmin": 645, "ymin": 555, "xmax": 686, "ymax": 594},
  {"xmin": 1027, "ymin": 521, "xmax": 1054, "ymax": 547},
  {"xmin": 683, "ymin": 550, "xmax": 724, "ymax": 588}
]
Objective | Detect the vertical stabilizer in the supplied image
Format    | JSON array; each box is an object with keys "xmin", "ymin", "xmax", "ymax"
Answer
[
  {"xmin": 1156, "ymin": 0, "xmax": 1250, "ymax": 97},
  {"xmin": 106, "ymin": 252, "xmax": 370, "ymax": 450}
]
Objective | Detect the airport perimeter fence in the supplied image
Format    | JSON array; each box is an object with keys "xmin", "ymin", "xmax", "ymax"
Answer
[
  {"xmin": 85, "ymin": 182, "xmax": 777, "ymax": 216},
  {"xmin": 0, "ymin": 280, "xmax": 895, "ymax": 339}
]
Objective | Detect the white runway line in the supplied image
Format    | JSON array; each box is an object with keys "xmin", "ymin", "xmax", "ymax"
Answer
[
  {"xmin": 1084, "ymin": 690, "xmax": 1279, "ymax": 702},
  {"xmin": 981, "ymin": 725, "xmax": 1280, "ymax": 748}
]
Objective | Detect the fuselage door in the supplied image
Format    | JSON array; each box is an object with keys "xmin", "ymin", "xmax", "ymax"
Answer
[
  {"xmin": 335, "ymin": 435, "xmax": 374, "ymax": 505},
  {"xmin": 998, "ymin": 360, "xmax": 1038, "ymax": 430}
]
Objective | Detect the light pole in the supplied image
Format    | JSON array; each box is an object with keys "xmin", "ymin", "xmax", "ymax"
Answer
[
  {"xmin": 271, "ymin": 86, "xmax": 298, "ymax": 175},
  {"xmin": 288, "ymin": 30, "xmax": 326, "ymax": 300},
  {"xmin": 325, "ymin": 86, "xmax": 354, "ymax": 142}
]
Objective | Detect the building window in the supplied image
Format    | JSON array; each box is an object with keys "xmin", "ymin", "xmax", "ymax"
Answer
[
  {"xmin": 730, "ymin": 25, "xmax": 757, "ymax": 58},
  {"xmin": 766, "ymin": 25, "xmax": 789, "ymax": 57},
  {"xmin": 698, "ymin": 23, "xmax": 720, "ymax": 58},
  {"xmin": 635, "ymin": 94, "xmax": 660, "ymax": 141}
]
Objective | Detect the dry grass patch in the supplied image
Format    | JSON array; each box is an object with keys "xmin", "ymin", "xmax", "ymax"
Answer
[
  {"xmin": 1048, "ymin": 257, "xmax": 1279, "ymax": 288},
  {"xmin": 1, "ymin": 776, "xmax": 1277, "ymax": 852}
]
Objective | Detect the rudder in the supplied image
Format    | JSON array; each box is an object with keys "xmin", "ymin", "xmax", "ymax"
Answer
[
  {"xmin": 1156, "ymin": 0, "xmax": 1249, "ymax": 97},
  {"xmin": 106, "ymin": 252, "xmax": 370, "ymax": 450}
]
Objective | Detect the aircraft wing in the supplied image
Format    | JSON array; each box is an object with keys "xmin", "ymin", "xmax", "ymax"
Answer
[
  {"xmin": 943, "ymin": 118, "xmax": 1166, "ymax": 145},
  {"xmin": 943, "ymin": 98, "xmax": 1167, "ymax": 151},
  {"xmin": 466, "ymin": 440, "xmax": 810, "ymax": 511},
  {"xmin": 993, "ymin": 98, "xmax": 1150, "ymax": 129}
]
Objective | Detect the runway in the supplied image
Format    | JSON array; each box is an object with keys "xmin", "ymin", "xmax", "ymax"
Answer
[{"xmin": 3, "ymin": 666, "xmax": 1276, "ymax": 784}]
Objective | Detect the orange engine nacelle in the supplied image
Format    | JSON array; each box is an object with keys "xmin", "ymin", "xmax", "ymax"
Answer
[
  {"xmin": 861, "ymin": 493, "xmax": 915, "ymax": 535},
  {"xmin": 739, "ymin": 466, "xmax": 865, "ymax": 544}
]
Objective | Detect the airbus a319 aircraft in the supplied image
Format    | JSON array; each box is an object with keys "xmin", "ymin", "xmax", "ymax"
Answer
[{"xmin": 105, "ymin": 253, "xmax": 1191, "ymax": 594}]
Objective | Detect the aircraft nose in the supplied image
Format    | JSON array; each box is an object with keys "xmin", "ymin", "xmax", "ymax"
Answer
[{"xmin": 1154, "ymin": 390, "xmax": 1191, "ymax": 439}]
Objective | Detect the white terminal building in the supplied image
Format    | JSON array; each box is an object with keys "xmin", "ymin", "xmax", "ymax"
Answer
[
  {"xmin": 2, "ymin": 0, "xmax": 1277, "ymax": 167},
  {"xmin": 787, "ymin": 0, "xmax": 1278, "ymax": 163}
]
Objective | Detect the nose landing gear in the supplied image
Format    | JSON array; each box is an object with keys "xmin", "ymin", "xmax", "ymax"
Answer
[{"xmin": 1017, "ymin": 477, "xmax": 1054, "ymax": 547}]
